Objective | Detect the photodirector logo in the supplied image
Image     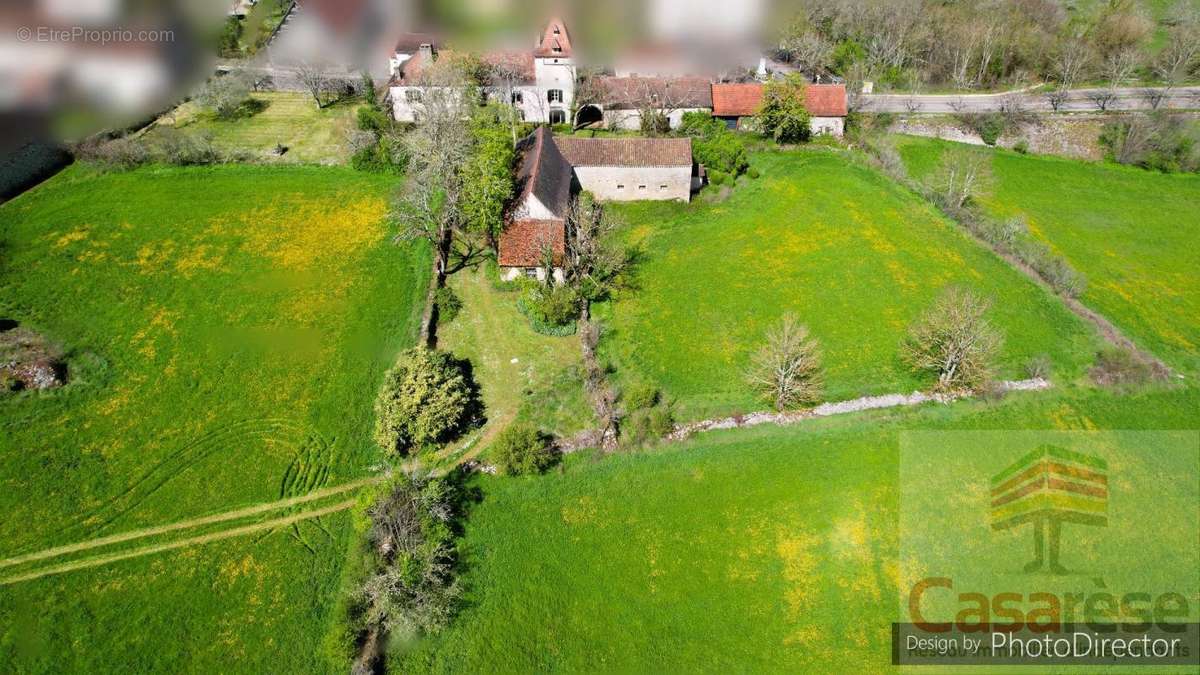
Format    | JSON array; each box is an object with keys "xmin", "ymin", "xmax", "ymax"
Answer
[
  {"xmin": 989, "ymin": 445, "xmax": 1108, "ymax": 574},
  {"xmin": 896, "ymin": 431, "xmax": 1200, "ymax": 667}
]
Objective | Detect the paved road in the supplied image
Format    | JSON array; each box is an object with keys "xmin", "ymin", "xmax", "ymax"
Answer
[{"xmin": 861, "ymin": 86, "xmax": 1200, "ymax": 113}]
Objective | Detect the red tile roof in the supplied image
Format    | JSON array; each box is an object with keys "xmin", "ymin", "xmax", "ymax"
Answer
[
  {"xmin": 554, "ymin": 137, "xmax": 693, "ymax": 167},
  {"xmin": 498, "ymin": 219, "xmax": 565, "ymax": 267},
  {"xmin": 710, "ymin": 82, "xmax": 848, "ymax": 117},
  {"xmin": 534, "ymin": 17, "xmax": 573, "ymax": 58}
]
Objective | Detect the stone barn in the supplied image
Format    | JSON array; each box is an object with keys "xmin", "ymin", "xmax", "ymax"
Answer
[{"xmin": 498, "ymin": 128, "xmax": 694, "ymax": 280}]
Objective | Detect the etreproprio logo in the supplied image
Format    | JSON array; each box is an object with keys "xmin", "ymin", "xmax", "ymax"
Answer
[{"xmin": 895, "ymin": 431, "xmax": 1200, "ymax": 667}]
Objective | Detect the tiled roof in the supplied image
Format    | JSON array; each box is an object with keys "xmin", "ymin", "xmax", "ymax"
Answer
[
  {"xmin": 710, "ymin": 82, "xmax": 848, "ymax": 117},
  {"xmin": 599, "ymin": 76, "xmax": 713, "ymax": 110},
  {"xmin": 514, "ymin": 127, "xmax": 573, "ymax": 218},
  {"xmin": 483, "ymin": 50, "xmax": 536, "ymax": 85},
  {"xmin": 394, "ymin": 48, "xmax": 534, "ymax": 86},
  {"xmin": 534, "ymin": 17, "xmax": 573, "ymax": 58},
  {"xmin": 554, "ymin": 137, "xmax": 693, "ymax": 168},
  {"xmin": 498, "ymin": 219, "xmax": 565, "ymax": 266},
  {"xmin": 394, "ymin": 33, "xmax": 437, "ymax": 54}
]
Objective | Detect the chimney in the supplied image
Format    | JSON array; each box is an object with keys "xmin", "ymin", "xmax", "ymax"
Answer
[{"xmin": 419, "ymin": 43, "xmax": 434, "ymax": 61}]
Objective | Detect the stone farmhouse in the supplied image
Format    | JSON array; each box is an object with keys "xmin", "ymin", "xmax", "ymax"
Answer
[
  {"xmin": 712, "ymin": 82, "xmax": 849, "ymax": 136},
  {"xmin": 498, "ymin": 127, "xmax": 695, "ymax": 281},
  {"xmin": 389, "ymin": 18, "xmax": 576, "ymax": 124}
]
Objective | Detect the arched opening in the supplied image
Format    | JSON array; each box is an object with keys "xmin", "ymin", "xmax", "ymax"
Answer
[{"xmin": 574, "ymin": 104, "xmax": 603, "ymax": 129}]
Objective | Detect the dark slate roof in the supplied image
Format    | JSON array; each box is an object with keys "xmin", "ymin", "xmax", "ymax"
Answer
[
  {"xmin": 514, "ymin": 126, "xmax": 573, "ymax": 219},
  {"xmin": 554, "ymin": 136, "xmax": 693, "ymax": 167}
]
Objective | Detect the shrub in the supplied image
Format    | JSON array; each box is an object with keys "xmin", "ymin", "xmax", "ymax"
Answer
[
  {"xmin": 977, "ymin": 114, "xmax": 1006, "ymax": 146},
  {"xmin": 693, "ymin": 133, "xmax": 749, "ymax": 177},
  {"xmin": 490, "ymin": 423, "xmax": 557, "ymax": 475},
  {"xmin": 75, "ymin": 136, "xmax": 149, "ymax": 169},
  {"xmin": 373, "ymin": 348, "xmax": 478, "ymax": 456},
  {"xmin": 434, "ymin": 286, "xmax": 461, "ymax": 324},
  {"xmin": 151, "ymin": 129, "xmax": 221, "ymax": 165},
  {"xmin": 902, "ymin": 287, "xmax": 1003, "ymax": 392},
  {"xmin": 622, "ymin": 381, "xmax": 660, "ymax": 411},
  {"xmin": 1013, "ymin": 139, "xmax": 1030, "ymax": 154},
  {"xmin": 1024, "ymin": 354, "xmax": 1052, "ymax": 380},
  {"xmin": 357, "ymin": 105, "xmax": 390, "ymax": 133},
  {"xmin": 1099, "ymin": 114, "xmax": 1199, "ymax": 173},
  {"xmin": 519, "ymin": 283, "xmax": 578, "ymax": 330},
  {"xmin": 196, "ymin": 72, "xmax": 252, "ymax": 119},
  {"xmin": 679, "ymin": 110, "xmax": 728, "ymax": 137},
  {"xmin": 639, "ymin": 110, "xmax": 670, "ymax": 135},
  {"xmin": 747, "ymin": 166, "xmax": 761, "ymax": 179},
  {"xmin": 621, "ymin": 405, "xmax": 675, "ymax": 448},
  {"xmin": 1089, "ymin": 347, "xmax": 1163, "ymax": 387},
  {"xmin": 708, "ymin": 169, "xmax": 728, "ymax": 186},
  {"xmin": 746, "ymin": 313, "xmax": 823, "ymax": 410}
]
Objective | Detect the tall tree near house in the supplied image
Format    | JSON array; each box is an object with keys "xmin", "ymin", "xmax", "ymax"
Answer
[
  {"xmin": 756, "ymin": 73, "xmax": 811, "ymax": 144},
  {"xmin": 459, "ymin": 111, "xmax": 515, "ymax": 252},
  {"xmin": 392, "ymin": 57, "xmax": 474, "ymax": 345},
  {"xmin": 487, "ymin": 60, "xmax": 529, "ymax": 147},
  {"xmin": 564, "ymin": 192, "xmax": 631, "ymax": 318}
]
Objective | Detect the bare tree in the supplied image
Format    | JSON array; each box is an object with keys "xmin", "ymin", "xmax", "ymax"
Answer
[
  {"xmin": 393, "ymin": 59, "xmax": 474, "ymax": 284},
  {"xmin": 485, "ymin": 56, "xmax": 530, "ymax": 147},
  {"xmin": 295, "ymin": 60, "xmax": 333, "ymax": 108},
  {"xmin": 1154, "ymin": 24, "xmax": 1200, "ymax": 98},
  {"xmin": 1087, "ymin": 89, "xmax": 1118, "ymax": 111},
  {"xmin": 1053, "ymin": 37, "xmax": 1093, "ymax": 90},
  {"xmin": 904, "ymin": 97, "xmax": 923, "ymax": 113},
  {"xmin": 949, "ymin": 96, "xmax": 968, "ymax": 113},
  {"xmin": 902, "ymin": 287, "xmax": 1003, "ymax": 392},
  {"xmin": 928, "ymin": 146, "xmax": 991, "ymax": 212},
  {"xmin": 746, "ymin": 314, "xmax": 823, "ymax": 411},
  {"xmin": 1140, "ymin": 88, "xmax": 1167, "ymax": 109},
  {"xmin": 1103, "ymin": 47, "xmax": 1141, "ymax": 89},
  {"xmin": 1045, "ymin": 88, "xmax": 1069, "ymax": 112},
  {"xmin": 781, "ymin": 31, "xmax": 835, "ymax": 78},
  {"xmin": 564, "ymin": 193, "xmax": 631, "ymax": 313},
  {"xmin": 603, "ymin": 78, "xmax": 695, "ymax": 135}
]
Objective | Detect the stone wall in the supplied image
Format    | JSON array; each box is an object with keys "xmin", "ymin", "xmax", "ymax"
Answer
[{"xmin": 572, "ymin": 165, "xmax": 691, "ymax": 202}]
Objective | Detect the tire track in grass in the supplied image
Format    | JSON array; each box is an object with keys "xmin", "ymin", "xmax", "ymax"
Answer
[
  {"xmin": 0, "ymin": 499, "xmax": 360, "ymax": 586},
  {"xmin": 0, "ymin": 477, "xmax": 381, "ymax": 571}
]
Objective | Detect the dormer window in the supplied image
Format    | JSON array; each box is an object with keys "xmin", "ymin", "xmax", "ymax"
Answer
[{"xmin": 553, "ymin": 26, "xmax": 560, "ymax": 34}]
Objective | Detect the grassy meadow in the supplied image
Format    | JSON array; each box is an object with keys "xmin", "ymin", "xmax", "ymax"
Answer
[
  {"xmin": 0, "ymin": 164, "xmax": 427, "ymax": 671},
  {"xmin": 596, "ymin": 150, "xmax": 1103, "ymax": 420},
  {"xmin": 151, "ymin": 92, "xmax": 364, "ymax": 164},
  {"xmin": 391, "ymin": 384, "xmax": 1200, "ymax": 673},
  {"xmin": 895, "ymin": 135, "xmax": 1200, "ymax": 374},
  {"xmin": 435, "ymin": 266, "xmax": 593, "ymax": 466}
]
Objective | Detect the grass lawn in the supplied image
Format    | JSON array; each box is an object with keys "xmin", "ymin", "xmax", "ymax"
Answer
[
  {"xmin": 596, "ymin": 150, "xmax": 1103, "ymax": 421},
  {"xmin": 151, "ymin": 92, "xmax": 365, "ymax": 164},
  {"xmin": 0, "ymin": 164, "xmax": 428, "ymax": 672},
  {"xmin": 894, "ymin": 135, "xmax": 1200, "ymax": 374},
  {"xmin": 435, "ymin": 266, "xmax": 593, "ymax": 465},
  {"xmin": 390, "ymin": 383, "xmax": 1200, "ymax": 673}
]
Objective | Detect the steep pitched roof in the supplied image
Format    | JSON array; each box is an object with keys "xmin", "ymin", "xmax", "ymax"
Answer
[
  {"xmin": 599, "ymin": 76, "xmax": 713, "ymax": 110},
  {"xmin": 498, "ymin": 219, "xmax": 565, "ymax": 267},
  {"xmin": 555, "ymin": 137, "xmax": 693, "ymax": 168},
  {"xmin": 393, "ymin": 33, "xmax": 437, "ymax": 54},
  {"xmin": 514, "ymin": 126, "xmax": 573, "ymax": 219},
  {"xmin": 710, "ymin": 82, "xmax": 848, "ymax": 117},
  {"xmin": 534, "ymin": 17, "xmax": 573, "ymax": 58}
]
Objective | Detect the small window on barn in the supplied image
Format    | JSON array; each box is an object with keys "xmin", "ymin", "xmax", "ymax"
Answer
[
  {"xmin": 638, "ymin": 184, "xmax": 647, "ymax": 191},
  {"xmin": 405, "ymin": 89, "xmax": 422, "ymax": 103},
  {"xmin": 659, "ymin": 184, "xmax": 668, "ymax": 191},
  {"xmin": 523, "ymin": 268, "xmax": 539, "ymax": 278},
  {"xmin": 617, "ymin": 184, "xmax": 625, "ymax": 190}
]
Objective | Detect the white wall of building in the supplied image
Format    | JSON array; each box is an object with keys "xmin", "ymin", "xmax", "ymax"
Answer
[
  {"xmin": 500, "ymin": 266, "xmax": 565, "ymax": 283},
  {"xmin": 602, "ymin": 107, "xmax": 708, "ymax": 131},
  {"xmin": 573, "ymin": 165, "xmax": 691, "ymax": 202},
  {"xmin": 810, "ymin": 116, "xmax": 844, "ymax": 137}
]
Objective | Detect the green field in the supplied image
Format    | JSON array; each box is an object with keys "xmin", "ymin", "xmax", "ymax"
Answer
[
  {"xmin": 391, "ymin": 384, "xmax": 1200, "ymax": 672},
  {"xmin": 435, "ymin": 266, "xmax": 593, "ymax": 465},
  {"xmin": 152, "ymin": 92, "xmax": 364, "ymax": 164},
  {"xmin": 895, "ymin": 135, "xmax": 1200, "ymax": 374},
  {"xmin": 596, "ymin": 150, "xmax": 1103, "ymax": 420},
  {"xmin": 0, "ymin": 164, "xmax": 427, "ymax": 671}
]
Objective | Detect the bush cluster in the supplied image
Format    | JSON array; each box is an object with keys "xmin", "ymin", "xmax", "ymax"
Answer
[
  {"xmin": 1100, "ymin": 114, "xmax": 1199, "ymax": 173},
  {"xmin": 619, "ymin": 382, "xmax": 675, "ymax": 448},
  {"xmin": 74, "ymin": 129, "xmax": 226, "ymax": 169},
  {"xmin": 679, "ymin": 111, "xmax": 749, "ymax": 179},
  {"xmin": 434, "ymin": 286, "xmax": 462, "ymax": 324},
  {"xmin": 517, "ymin": 284, "xmax": 578, "ymax": 336},
  {"xmin": 373, "ymin": 348, "xmax": 478, "ymax": 456},
  {"xmin": 490, "ymin": 422, "xmax": 557, "ymax": 475}
]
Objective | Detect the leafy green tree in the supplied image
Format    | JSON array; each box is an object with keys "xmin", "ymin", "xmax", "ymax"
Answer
[
  {"xmin": 373, "ymin": 348, "xmax": 478, "ymax": 455},
  {"xmin": 460, "ymin": 111, "xmax": 516, "ymax": 247},
  {"xmin": 490, "ymin": 423, "xmax": 557, "ymax": 475},
  {"xmin": 755, "ymin": 73, "xmax": 812, "ymax": 144}
]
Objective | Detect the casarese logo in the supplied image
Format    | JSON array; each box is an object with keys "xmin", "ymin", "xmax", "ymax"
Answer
[{"xmin": 990, "ymin": 445, "xmax": 1108, "ymax": 574}]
